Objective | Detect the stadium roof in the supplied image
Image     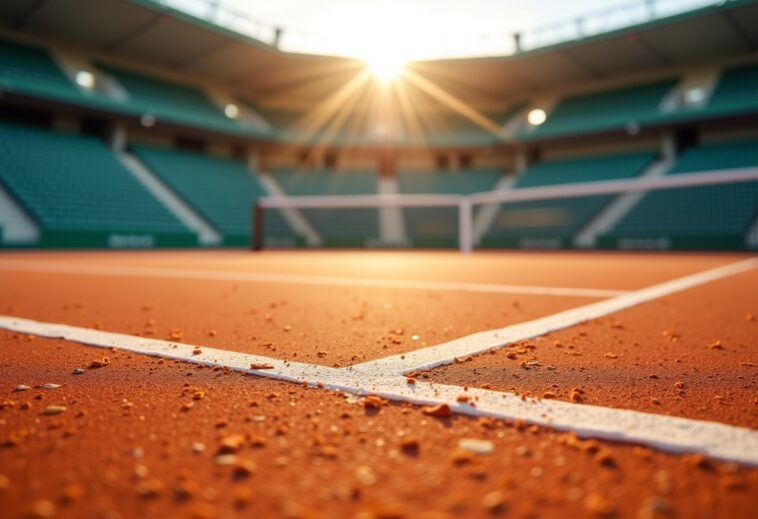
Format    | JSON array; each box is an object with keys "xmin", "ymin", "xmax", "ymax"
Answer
[{"xmin": 0, "ymin": 0, "xmax": 756, "ymax": 110}]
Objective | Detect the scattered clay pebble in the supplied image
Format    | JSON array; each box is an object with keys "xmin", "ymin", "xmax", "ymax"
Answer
[
  {"xmin": 218, "ymin": 434, "xmax": 245, "ymax": 453},
  {"xmin": 542, "ymin": 391, "xmax": 556, "ymax": 399},
  {"xmin": 30, "ymin": 499, "xmax": 56, "ymax": 518},
  {"xmin": 406, "ymin": 377, "xmax": 416, "ymax": 385},
  {"xmin": 456, "ymin": 394, "xmax": 470, "ymax": 403},
  {"xmin": 482, "ymin": 490, "xmax": 507, "ymax": 513},
  {"xmin": 400, "ymin": 437, "xmax": 419, "ymax": 453},
  {"xmin": 584, "ymin": 492, "xmax": 616, "ymax": 517},
  {"xmin": 604, "ymin": 352, "xmax": 619, "ymax": 359},
  {"xmin": 232, "ymin": 458, "xmax": 257, "ymax": 478},
  {"xmin": 249, "ymin": 363, "xmax": 274, "ymax": 370},
  {"xmin": 709, "ymin": 340, "xmax": 723, "ymax": 350},
  {"xmin": 192, "ymin": 347, "xmax": 202, "ymax": 355},
  {"xmin": 72, "ymin": 368, "xmax": 86, "ymax": 375},
  {"xmin": 458, "ymin": 438, "xmax": 494, "ymax": 455},
  {"xmin": 88, "ymin": 357, "xmax": 110, "ymax": 369},
  {"xmin": 214, "ymin": 454, "xmax": 239, "ymax": 466},
  {"xmin": 14, "ymin": 385, "xmax": 31, "ymax": 392},
  {"xmin": 43, "ymin": 383, "xmax": 61, "ymax": 390},
  {"xmin": 363, "ymin": 395, "xmax": 387, "ymax": 409},
  {"xmin": 42, "ymin": 405, "xmax": 66, "ymax": 416},
  {"xmin": 191, "ymin": 442, "xmax": 206, "ymax": 453},
  {"xmin": 422, "ymin": 403, "xmax": 452, "ymax": 418},
  {"xmin": 505, "ymin": 351, "xmax": 517, "ymax": 359},
  {"xmin": 136, "ymin": 478, "xmax": 165, "ymax": 498}
]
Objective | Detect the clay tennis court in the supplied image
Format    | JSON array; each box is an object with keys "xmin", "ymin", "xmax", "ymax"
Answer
[{"xmin": 0, "ymin": 250, "xmax": 756, "ymax": 518}]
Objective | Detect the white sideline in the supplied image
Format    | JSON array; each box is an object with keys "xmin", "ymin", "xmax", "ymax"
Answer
[
  {"xmin": 0, "ymin": 259, "xmax": 625, "ymax": 298},
  {"xmin": 0, "ymin": 313, "xmax": 757, "ymax": 466},
  {"xmin": 350, "ymin": 257, "xmax": 758, "ymax": 373}
]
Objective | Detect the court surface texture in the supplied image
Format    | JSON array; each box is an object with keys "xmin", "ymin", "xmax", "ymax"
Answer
[{"xmin": 0, "ymin": 250, "xmax": 756, "ymax": 518}]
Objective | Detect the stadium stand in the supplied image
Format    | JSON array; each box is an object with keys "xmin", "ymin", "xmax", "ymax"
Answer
[
  {"xmin": 482, "ymin": 152, "xmax": 656, "ymax": 248},
  {"xmin": 0, "ymin": 37, "xmax": 83, "ymax": 104},
  {"xmin": 706, "ymin": 62, "xmax": 758, "ymax": 113},
  {"xmin": 0, "ymin": 122, "xmax": 195, "ymax": 247},
  {"xmin": 97, "ymin": 64, "xmax": 244, "ymax": 134},
  {"xmin": 599, "ymin": 139, "xmax": 758, "ymax": 249},
  {"xmin": 399, "ymin": 170, "xmax": 502, "ymax": 246},
  {"xmin": 132, "ymin": 145, "xmax": 295, "ymax": 246},
  {"xmin": 524, "ymin": 79, "xmax": 677, "ymax": 139},
  {"xmin": 271, "ymin": 168, "xmax": 379, "ymax": 246}
]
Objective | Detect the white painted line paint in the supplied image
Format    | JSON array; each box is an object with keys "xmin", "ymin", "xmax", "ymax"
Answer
[
  {"xmin": 351, "ymin": 257, "xmax": 758, "ymax": 374},
  {"xmin": 0, "ymin": 259, "xmax": 625, "ymax": 298},
  {"xmin": 1, "ymin": 313, "xmax": 757, "ymax": 466},
  {"xmin": 0, "ymin": 315, "xmax": 342, "ymax": 385}
]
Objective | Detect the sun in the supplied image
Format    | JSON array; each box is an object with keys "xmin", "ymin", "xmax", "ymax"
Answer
[{"xmin": 364, "ymin": 54, "xmax": 407, "ymax": 82}]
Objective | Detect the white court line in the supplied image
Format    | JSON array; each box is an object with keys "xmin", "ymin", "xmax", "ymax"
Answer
[
  {"xmin": 351, "ymin": 257, "xmax": 758, "ymax": 374},
  {"xmin": 0, "ymin": 313, "xmax": 757, "ymax": 466},
  {"xmin": 0, "ymin": 259, "xmax": 625, "ymax": 298}
]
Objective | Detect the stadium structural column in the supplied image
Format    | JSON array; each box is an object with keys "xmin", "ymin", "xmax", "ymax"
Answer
[
  {"xmin": 252, "ymin": 203, "xmax": 264, "ymax": 251},
  {"xmin": 459, "ymin": 198, "xmax": 473, "ymax": 254}
]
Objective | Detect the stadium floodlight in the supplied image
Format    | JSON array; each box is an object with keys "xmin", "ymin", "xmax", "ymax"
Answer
[
  {"xmin": 224, "ymin": 103, "xmax": 240, "ymax": 119},
  {"xmin": 365, "ymin": 54, "xmax": 406, "ymax": 82},
  {"xmin": 685, "ymin": 86, "xmax": 705, "ymax": 105},
  {"xmin": 140, "ymin": 113, "xmax": 156, "ymax": 127},
  {"xmin": 527, "ymin": 108, "xmax": 547, "ymax": 126},
  {"xmin": 75, "ymin": 70, "xmax": 96, "ymax": 89}
]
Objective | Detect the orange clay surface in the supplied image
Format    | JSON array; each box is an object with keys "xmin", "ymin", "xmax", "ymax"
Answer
[
  {"xmin": 1, "ymin": 249, "xmax": 749, "ymax": 289},
  {"xmin": 0, "ymin": 250, "xmax": 756, "ymax": 518},
  {"xmin": 1, "ymin": 332, "xmax": 756, "ymax": 519},
  {"xmin": 423, "ymin": 268, "xmax": 758, "ymax": 429},
  {"xmin": 0, "ymin": 270, "xmax": 590, "ymax": 367}
]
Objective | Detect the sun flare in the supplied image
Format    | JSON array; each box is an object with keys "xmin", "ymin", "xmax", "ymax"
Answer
[{"xmin": 364, "ymin": 53, "xmax": 407, "ymax": 82}]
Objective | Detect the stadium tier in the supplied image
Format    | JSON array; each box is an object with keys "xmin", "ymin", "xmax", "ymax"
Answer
[
  {"xmin": 0, "ymin": 1, "xmax": 756, "ymax": 251},
  {"xmin": 599, "ymin": 139, "xmax": 758, "ymax": 250},
  {"xmin": 271, "ymin": 169, "xmax": 379, "ymax": 246},
  {"xmin": 708, "ymin": 62, "xmax": 758, "ymax": 112},
  {"xmin": 0, "ymin": 37, "xmax": 84, "ymax": 104},
  {"xmin": 523, "ymin": 80, "xmax": 677, "ymax": 140},
  {"xmin": 0, "ymin": 122, "xmax": 195, "ymax": 247},
  {"xmin": 132, "ymin": 145, "xmax": 295, "ymax": 246},
  {"xmin": 97, "ymin": 64, "xmax": 245, "ymax": 135},
  {"xmin": 482, "ymin": 152, "xmax": 656, "ymax": 248},
  {"xmin": 399, "ymin": 170, "xmax": 502, "ymax": 246}
]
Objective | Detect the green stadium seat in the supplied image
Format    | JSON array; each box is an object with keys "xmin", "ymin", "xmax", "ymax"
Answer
[
  {"xmin": 98, "ymin": 64, "xmax": 242, "ymax": 134},
  {"xmin": 133, "ymin": 145, "xmax": 294, "ymax": 246},
  {"xmin": 707, "ymin": 62, "xmax": 758, "ymax": 112},
  {"xmin": 601, "ymin": 140, "xmax": 758, "ymax": 249},
  {"xmin": 271, "ymin": 168, "xmax": 378, "ymax": 246},
  {"xmin": 398, "ymin": 170, "xmax": 501, "ymax": 246},
  {"xmin": 524, "ymin": 80, "xmax": 676, "ymax": 139},
  {"xmin": 0, "ymin": 37, "xmax": 82, "ymax": 103},
  {"xmin": 483, "ymin": 152, "xmax": 655, "ymax": 248},
  {"xmin": 0, "ymin": 122, "xmax": 193, "ymax": 246}
]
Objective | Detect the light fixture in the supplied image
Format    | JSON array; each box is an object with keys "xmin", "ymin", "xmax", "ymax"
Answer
[
  {"xmin": 224, "ymin": 103, "xmax": 240, "ymax": 119},
  {"xmin": 75, "ymin": 70, "xmax": 96, "ymax": 89},
  {"xmin": 527, "ymin": 108, "xmax": 547, "ymax": 126},
  {"xmin": 140, "ymin": 114, "xmax": 156, "ymax": 127},
  {"xmin": 684, "ymin": 86, "xmax": 705, "ymax": 105}
]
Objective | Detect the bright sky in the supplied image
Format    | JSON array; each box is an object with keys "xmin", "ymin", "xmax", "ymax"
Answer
[{"xmin": 170, "ymin": 0, "xmax": 715, "ymax": 60}]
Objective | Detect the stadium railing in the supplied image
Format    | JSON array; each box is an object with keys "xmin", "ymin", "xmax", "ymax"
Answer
[{"xmin": 253, "ymin": 167, "xmax": 758, "ymax": 253}]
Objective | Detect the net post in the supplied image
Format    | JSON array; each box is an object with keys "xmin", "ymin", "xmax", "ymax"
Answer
[
  {"xmin": 252, "ymin": 202, "xmax": 264, "ymax": 251},
  {"xmin": 458, "ymin": 197, "xmax": 473, "ymax": 254}
]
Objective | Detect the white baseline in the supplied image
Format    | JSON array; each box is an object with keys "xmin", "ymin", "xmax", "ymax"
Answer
[{"xmin": 0, "ymin": 259, "xmax": 625, "ymax": 298}]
